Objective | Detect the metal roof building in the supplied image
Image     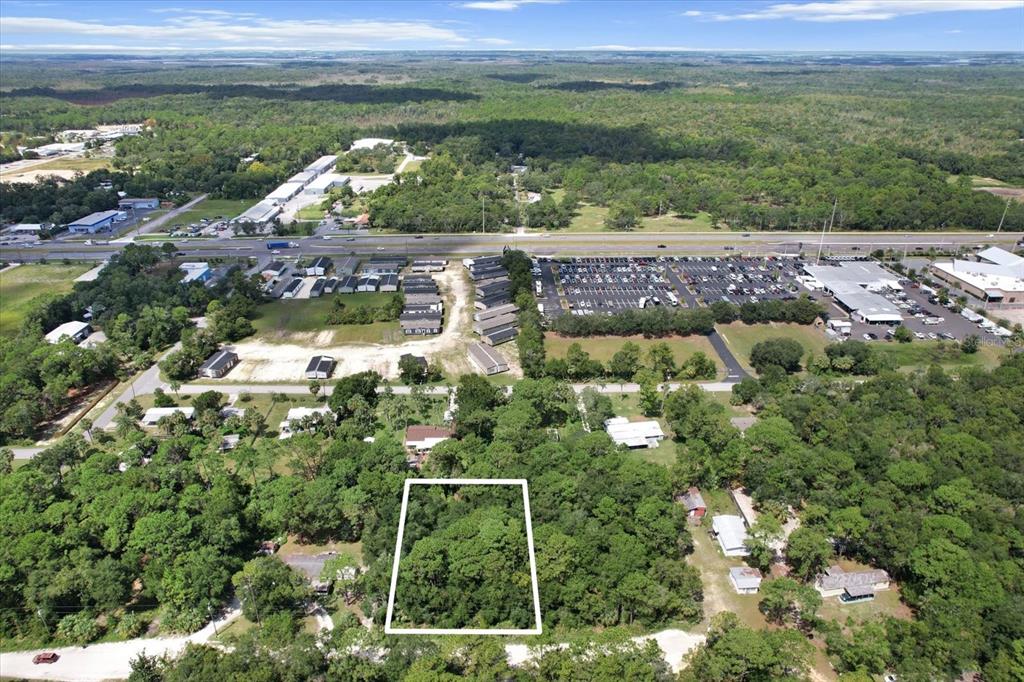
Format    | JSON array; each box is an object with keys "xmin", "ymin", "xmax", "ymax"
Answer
[
  {"xmin": 803, "ymin": 262, "xmax": 903, "ymax": 324},
  {"xmin": 468, "ymin": 343, "xmax": 509, "ymax": 375},
  {"xmin": 603, "ymin": 417, "xmax": 665, "ymax": 449},
  {"xmin": 235, "ymin": 200, "xmax": 280, "ymax": 224},
  {"xmin": 305, "ymin": 155, "xmax": 339, "ymax": 174},
  {"xmin": 711, "ymin": 515, "xmax": 750, "ymax": 557}
]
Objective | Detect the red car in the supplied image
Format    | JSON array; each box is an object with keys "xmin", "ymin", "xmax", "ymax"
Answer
[{"xmin": 33, "ymin": 652, "xmax": 59, "ymax": 664}]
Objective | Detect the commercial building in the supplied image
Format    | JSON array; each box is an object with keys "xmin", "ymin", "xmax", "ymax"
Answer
[
  {"xmin": 44, "ymin": 321, "xmax": 92, "ymax": 345},
  {"xmin": 305, "ymin": 355, "xmax": 336, "ymax": 380},
  {"xmin": 235, "ymin": 200, "xmax": 280, "ymax": 225},
  {"xmin": 379, "ymin": 274, "xmax": 399, "ymax": 292},
  {"xmin": 363, "ymin": 257, "xmax": 406, "ymax": 276},
  {"xmin": 304, "ymin": 155, "xmax": 339, "ymax": 175},
  {"xmin": 405, "ymin": 293, "xmax": 443, "ymax": 308},
  {"xmin": 603, "ymin": 417, "xmax": 665, "ymax": 449},
  {"xmin": 68, "ymin": 210, "xmax": 120, "ymax": 234},
  {"xmin": 468, "ymin": 343, "xmax": 509, "ymax": 375},
  {"xmin": 729, "ymin": 567, "xmax": 763, "ymax": 595},
  {"xmin": 803, "ymin": 262, "xmax": 903, "ymax": 324},
  {"xmin": 677, "ymin": 487, "xmax": 707, "ymax": 520},
  {"xmin": 198, "ymin": 349, "xmax": 239, "ymax": 379},
  {"xmin": 179, "ymin": 262, "xmax": 212, "ymax": 285},
  {"xmin": 481, "ymin": 327, "xmax": 518, "ymax": 346},
  {"xmin": 474, "ymin": 303, "xmax": 518, "ymax": 322},
  {"xmin": 930, "ymin": 247, "xmax": 1024, "ymax": 307},
  {"xmin": 815, "ymin": 565, "xmax": 891, "ymax": 603},
  {"xmin": 305, "ymin": 256, "xmax": 333, "ymax": 277},
  {"xmin": 288, "ymin": 170, "xmax": 318, "ymax": 186},
  {"xmin": 473, "ymin": 312, "xmax": 518, "ymax": 336},
  {"xmin": 118, "ymin": 198, "xmax": 159, "ymax": 210},
  {"xmin": 304, "ymin": 173, "xmax": 350, "ymax": 196},
  {"xmin": 266, "ymin": 182, "xmax": 304, "ymax": 205},
  {"xmin": 141, "ymin": 407, "xmax": 195, "ymax": 426},
  {"xmin": 711, "ymin": 515, "xmax": 750, "ymax": 557},
  {"xmin": 6, "ymin": 222, "xmax": 51, "ymax": 234}
]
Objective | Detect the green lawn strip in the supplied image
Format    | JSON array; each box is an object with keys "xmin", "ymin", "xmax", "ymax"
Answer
[
  {"xmin": 32, "ymin": 156, "xmax": 114, "ymax": 172},
  {"xmin": 715, "ymin": 321, "xmax": 830, "ymax": 374},
  {"xmin": 251, "ymin": 293, "xmax": 400, "ymax": 343},
  {"xmin": 0, "ymin": 263, "xmax": 92, "ymax": 336},
  {"xmin": 873, "ymin": 341, "xmax": 1007, "ymax": 372}
]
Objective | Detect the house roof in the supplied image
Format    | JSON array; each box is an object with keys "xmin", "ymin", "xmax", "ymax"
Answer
[
  {"xmin": 70, "ymin": 210, "xmax": 119, "ymax": 226},
  {"xmin": 199, "ymin": 349, "xmax": 238, "ymax": 372},
  {"xmin": 400, "ymin": 353, "xmax": 428, "ymax": 367},
  {"xmin": 729, "ymin": 566, "xmax": 763, "ymax": 589},
  {"xmin": 817, "ymin": 565, "xmax": 890, "ymax": 592},
  {"xmin": 45, "ymin": 320, "xmax": 90, "ymax": 343},
  {"xmin": 468, "ymin": 342, "xmax": 508, "ymax": 372},
  {"xmin": 604, "ymin": 417, "xmax": 665, "ymax": 447},
  {"xmin": 142, "ymin": 407, "xmax": 194, "ymax": 422},
  {"xmin": 405, "ymin": 425, "xmax": 453, "ymax": 442},
  {"xmin": 711, "ymin": 515, "xmax": 749, "ymax": 552},
  {"xmin": 679, "ymin": 487, "xmax": 706, "ymax": 511},
  {"xmin": 305, "ymin": 355, "xmax": 335, "ymax": 373},
  {"xmin": 264, "ymin": 260, "xmax": 286, "ymax": 273}
]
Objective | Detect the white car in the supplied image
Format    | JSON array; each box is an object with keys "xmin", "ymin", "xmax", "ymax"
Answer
[
  {"xmin": 914, "ymin": 331, "xmax": 926, "ymax": 339},
  {"xmin": 271, "ymin": 250, "xmax": 281, "ymax": 255},
  {"xmin": 928, "ymin": 332, "xmax": 939, "ymax": 340}
]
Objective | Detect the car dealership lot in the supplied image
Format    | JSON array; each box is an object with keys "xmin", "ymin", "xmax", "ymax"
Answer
[{"xmin": 674, "ymin": 255, "xmax": 805, "ymax": 306}]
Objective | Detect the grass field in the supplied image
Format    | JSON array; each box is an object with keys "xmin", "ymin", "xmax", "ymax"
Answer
[
  {"xmin": 168, "ymin": 198, "xmax": 258, "ymax": 227},
  {"xmin": 545, "ymin": 333, "xmax": 724, "ymax": 378},
  {"xmin": 32, "ymin": 156, "xmax": 113, "ymax": 172},
  {"xmin": 296, "ymin": 204, "xmax": 326, "ymax": 220},
  {"xmin": 715, "ymin": 322, "xmax": 830, "ymax": 374},
  {"xmin": 874, "ymin": 340, "xmax": 1007, "ymax": 372},
  {"xmin": 251, "ymin": 293, "xmax": 401, "ymax": 344},
  {"xmin": 0, "ymin": 263, "xmax": 92, "ymax": 336},
  {"xmin": 556, "ymin": 202, "xmax": 718, "ymax": 233}
]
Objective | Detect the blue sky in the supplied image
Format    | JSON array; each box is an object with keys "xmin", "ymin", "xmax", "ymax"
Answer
[{"xmin": 0, "ymin": 1, "xmax": 1021, "ymax": 53}]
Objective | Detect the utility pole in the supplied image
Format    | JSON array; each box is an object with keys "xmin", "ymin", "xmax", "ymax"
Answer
[
  {"xmin": 245, "ymin": 576, "xmax": 262, "ymax": 627},
  {"xmin": 996, "ymin": 197, "xmax": 1011, "ymax": 234},
  {"xmin": 481, "ymin": 194, "xmax": 486, "ymax": 234},
  {"xmin": 815, "ymin": 197, "xmax": 838, "ymax": 265}
]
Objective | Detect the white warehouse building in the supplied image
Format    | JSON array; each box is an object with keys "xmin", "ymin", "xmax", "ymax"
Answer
[
  {"xmin": 803, "ymin": 262, "xmax": 903, "ymax": 325},
  {"xmin": 604, "ymin": 417, "xmax": 665, "ymax": 449}
]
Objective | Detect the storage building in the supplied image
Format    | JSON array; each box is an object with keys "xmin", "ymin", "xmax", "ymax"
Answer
[
  {"xmin": 266, "ymin": 182, "xmax": 304, "ymax": 205},
  {"xmin": 335, "ymin": 255, "xmax": 360, "ymax": 277},
  {"xmin": 411, "ymin": 259, "xmax": 447, "ymax": 273},
  {"xmin": 337, "ymin": 275, "xmax": 358, "ymax": 294},
  {"xmin": 281, "ymin": 278, "xmax": 303, "ymax": 298},
  {"xmin": 357, "ymin": 276, "xmax": 379, "ymax": 292},
  {"xmin": 309, "ymin": 278, "xmax": 326, "ymax": 298},
  {"xmin": 468, "ymin": 342, "xmax": 509, "ymax": 375},
  {"xmin": 379, "ymin": 274, "xmax": 400, "ymax": 292},
  {"xmin": 304, "ymin": 155, "xmax": 339, "ymax": 175},
  {"xmin": 677, "ymin": 487, "xmax": 707, "ymax": 520},
  {"xmin": 235, "ymin": 200, "xmax": 280, "ymax": 225},
  {"xmin": 118, "ymin": 198, "xmax": 159, "ymax": 210},
  {"xmin": 401, "ymin": 313, "xmax": 443, "ymax": 335},
  {"xmin": 729, "ymin": 567, "xmax": 763, "ymax": 595},
  {"xmin": 305, "ymin": 256, "xmax": 333, "ymax": 277},
  {"xmin": 481, "ymin": 326, "xmax": 518, "ymax": 346},
  {"xmin": 323, "ymin": 277, "xmax": 338, "ymax": 294}
]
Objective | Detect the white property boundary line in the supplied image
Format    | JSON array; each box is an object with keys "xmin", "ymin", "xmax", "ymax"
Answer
[{"xmin": 384, "ymin": 478, "xmax": 543, "ymax": 636}]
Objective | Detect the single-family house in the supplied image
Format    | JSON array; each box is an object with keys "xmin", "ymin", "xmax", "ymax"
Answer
[
  {"xmin": 305, "ymin": 355, "xmax": 336, "ymax": 380},
  {"xmin": 44, "ymin": 320, "xmax": 92, "ymax": 345},
  {"xmin": 604, "ymin": 417, "xmax": 665, "ymax": 449},
  {"xmin": 729, "ymin": 567, "xmax": 763, "ymax": 594},
  {"xmin": 141, "ymin": 407, "xmax": 195, "ymax": 426},
  {"xmin": 261, "ymin": 260, "xmax": 287, "ymax": 281},
  {"xmin": 815, "ymin": 565, "xmax": 891, "ymax": 602},
  {"xmin": 278, "ymin": 406, "xmax": 334, "ymax": 438},
  {"xmin": 198, "ymin": 349, "xmax": 239, "ymax": 378},
  {"xmin": 711, "ymin": 515, "xmax": 750, "ymax": 557}
]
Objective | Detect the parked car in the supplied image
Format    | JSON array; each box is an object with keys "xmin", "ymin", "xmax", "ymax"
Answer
[{"xmin": 33, "ymin": 653, "xmax": 59, "ymax": 664}]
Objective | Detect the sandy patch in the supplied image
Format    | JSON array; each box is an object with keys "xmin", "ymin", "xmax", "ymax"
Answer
[
  {"xmin": 231, "ymin": 268, "xmax": 484, "ymax": 381},
  {"xmin": 505, "ymin": 629, "xmax": 705, "ymax": 674},
  {"xmin": 0, "ymin": 168, "xmax": 79, "ymax": 183}
]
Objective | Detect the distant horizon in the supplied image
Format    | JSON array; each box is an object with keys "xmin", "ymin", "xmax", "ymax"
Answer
[{"xmin": 1, "ymin": 1, "xmax": 1021, "ymax": 53}]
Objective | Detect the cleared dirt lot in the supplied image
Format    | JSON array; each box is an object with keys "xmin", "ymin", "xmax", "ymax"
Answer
[{"xmin": 229, "ymin": 268, "xmax": 517, "ymax": 381}]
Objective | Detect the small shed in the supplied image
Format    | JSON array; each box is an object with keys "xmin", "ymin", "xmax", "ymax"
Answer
[{"xmin": 729, "ymin": 566, "xmax": 763, "ymax": 594}]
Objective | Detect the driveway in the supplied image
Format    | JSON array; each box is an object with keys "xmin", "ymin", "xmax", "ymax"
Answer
[{"xmin": 0, "ymin": 602, "xmax": 240, "ymax": 682}]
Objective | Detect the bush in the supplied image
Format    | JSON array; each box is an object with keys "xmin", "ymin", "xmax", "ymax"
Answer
[
  {"xmin": 114, "ymin": 612, "xmax": 149, "ymax": 638},
  {"xmin": 56, "ymin": 612, "xmax": 102, "ymax": 645}
]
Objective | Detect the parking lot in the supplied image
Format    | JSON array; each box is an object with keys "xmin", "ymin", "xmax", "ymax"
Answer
[
  {"xmin": 540, "ymin": 256, "xmax": 684, "ymax": 316},
  {"xmin": 675, "ymin": 256, "xmax": 804, "ymax": 306}
]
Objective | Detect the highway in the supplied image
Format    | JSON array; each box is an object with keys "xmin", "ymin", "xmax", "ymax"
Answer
[{"xmin": 2, "ymin": 229, "xmax": 1021, "ymax": 262}]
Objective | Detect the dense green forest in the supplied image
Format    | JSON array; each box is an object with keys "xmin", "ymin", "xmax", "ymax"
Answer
[{"xmin": 2, "ymin": 55, "xmax": 1022, "ymax": 231}]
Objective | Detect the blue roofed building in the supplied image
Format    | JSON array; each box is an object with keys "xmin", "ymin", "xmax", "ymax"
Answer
[{"xmin": 68, "ymin": 210, "xmax": 120, "ymax": 234}]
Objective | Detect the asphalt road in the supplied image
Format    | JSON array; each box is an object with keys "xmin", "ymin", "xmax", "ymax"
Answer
[{"xmin": 3, "ymin": 229, "xmax": 1021, "ymax": 263}]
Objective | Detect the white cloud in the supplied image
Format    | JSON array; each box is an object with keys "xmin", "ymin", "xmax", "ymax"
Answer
[
  {"xmin": 711, "ymin": 0, "xmax": 1021, "ymax": 22},
  {"xmin": 681, "ymin": 10, "xmax": 704, "ymax": 17},
  {"xmin": 457, "ymin": 0, "xmax": 562, "ymax": 10},
  {"xmin": 945, "ymin": 28, "xmax": 963, "ymax": 33},
  {"xmin": 0, "ymin": 14, "xmax": 513, "ymax": 50}
]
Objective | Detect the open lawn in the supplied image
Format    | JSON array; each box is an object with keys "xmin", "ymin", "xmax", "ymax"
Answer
[
  {"xmin": 32, "ymin": 156, "xmax": 114, "ymax": 173},
  {"xmin": 169, "ymin": 198, "xmax": 258, "ymax": 227},
  {"xmin": 545, "ymin": 333, "xmax": 724, "ymax": 379},
  {"xmin": 0, "ymin": 263, "xmax": 92, "ymax": 336},
  {"xmin": 874, "ymin": 340, "xmax": 1007, "ymax": 372},
  {"xmin": 715, "ymin": 321, "xmax": 830, "ymax": 374},
  {"xmin": 556, "ymin": 203, "xmax": 718, "ymax": 233},
  {"xmin": 252, "ymin": 293, "xmax": 402, "ymax": 344},
  {"xmin": 297, "ymin": 204, "xmax": 326, "ymax": 220}
]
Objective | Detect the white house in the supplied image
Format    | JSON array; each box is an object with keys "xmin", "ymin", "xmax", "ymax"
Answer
[
  {"xmin": 604, "ymin": 416, "xmax": 665, "ymax": 449},
  {"xmin": 729, "ymin": 566, "xmax": 763, "ymax": 594},
  {"xmin": 141, "ymin": 407, "xmax": 195, "ymax": 426},
  {"xmin": 44, "ymin": 320, "xmax": 92, "ymax": 345},
  {"xmin": 711, "ymin": 515, "xmax": 750, "ymax": 557},
  {"xmin": 278, "ymin": 406, "xmax": 334, "ymax": 438}
]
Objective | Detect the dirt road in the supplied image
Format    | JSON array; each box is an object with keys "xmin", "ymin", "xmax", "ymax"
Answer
[{"xmin": 228, "ymin": 268, "xmax": 495, "ymax": 381}]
